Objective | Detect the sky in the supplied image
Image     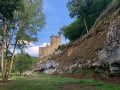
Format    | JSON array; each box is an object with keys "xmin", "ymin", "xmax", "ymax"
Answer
[{"xmin": 24, "ymin": 0, "xmax": 74, "ymax": 57}]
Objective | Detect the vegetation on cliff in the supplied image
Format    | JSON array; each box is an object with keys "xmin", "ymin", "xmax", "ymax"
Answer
[
  {"xmin": 60, "ymin": 0, "xmax": 113, "ymax": 42},
  {"xmin": 49, "ymin": 0, "xmax": 120, "ymax": 75}
]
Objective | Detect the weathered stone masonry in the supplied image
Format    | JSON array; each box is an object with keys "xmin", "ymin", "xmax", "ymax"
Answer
[{"xmin": 39, "ymin": 34, "xmax": 61, "ymax": 58}]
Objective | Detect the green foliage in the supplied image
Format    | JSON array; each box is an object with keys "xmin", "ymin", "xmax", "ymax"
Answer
[
  {"xmin": 15, "ymin": 0, "xmax": 46, "ymax": 49},
  {"xmin": 67, "ymin": 0, "xmax": 112, "ymax": 19},
  {"xmin": 7, "ymin": 56, "xmax": 37, "ymax": 74},
  {"xmin": 61, "ymin": 0, "xmax": 112, "ymax": 42},
  {"xmin": 60, "ymin": 18, "xmax": 85, "ymax": 41},
  {"xmin": 70, "ymin": 68, "xmax": 78, "ymax": 75},
  {"xmin": 0, "ymin": 0, "xmax": 24, "ymax": 20},
  {"xmin": 15, "ymin": 52, "xmax": 32, "ymax": 75},
  {"xmin": 0, "ymin": 0, "xmax": 46, "ymax": 50},
  {"xmin": 31, "ymin": 56, "xmax": 38, "ymax": 66},
  {"xmin": 94, "ymin": 0, "xmax": 119, "ymax": 26},
  {"xmin": 0, "ymin": 0, "xmax": 46, "ymax": 79},
  {"xmin": 57, "ymin": 45, "xmax": 67, "ymax": 51}
]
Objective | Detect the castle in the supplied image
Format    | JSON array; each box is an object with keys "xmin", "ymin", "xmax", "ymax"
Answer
[{"xmin": 39, "ymin": 34, "xmax": 61, "ymax": 58}]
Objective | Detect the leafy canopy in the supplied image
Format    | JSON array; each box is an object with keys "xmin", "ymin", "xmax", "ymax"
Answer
[
  {"xmin": 15, "ymin": 52, "xmax": 32, "ymax": 74},
  {"xmin": 60, "ymin": 0, "xmax": 112, "ymax": 42}
]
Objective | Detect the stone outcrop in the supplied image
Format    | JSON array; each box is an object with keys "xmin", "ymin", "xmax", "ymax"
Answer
[
  {"xmin": 99, "ymin": 16, "xmax": 120, "ymax": 73},
  {"xmin": 38, "ymin": 60, "xmax": 63, "ymax": 74},
  {"xmin": 34, "ymin": 2, "xmax": 120, "ymax": 75},
  {"xmin": 37, "ymin": 16, "xmax": 120, "ymax": 74},
  {"xmin": 38, "ymin": 59, "xmax": 100, "ymax": 74}
]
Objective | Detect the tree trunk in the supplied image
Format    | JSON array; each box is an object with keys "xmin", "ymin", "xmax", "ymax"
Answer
[
  {"xmin": 4, "ymin": 43, "xmax": 9, "ymax": 81},
  {"xmin": 20, "ymin": 71, "xmax": 22, "ymax": 76},
  {"xmin": 1, "ymin": 37, "xmax": 4, "ymax": 81},
  {"xmin": 7, "ymin": 23, "xmax": 23, "ymax": 77},
  {"xmin": 8, "ymin": 42, "xmax": 17, "ymax": 77},
  {"xmin": 1, "ymin": 20, "xmax": 9, "ymax": 82},
  {"xmin": 4, "ymin": 29, "xmax": 14, "ymax": 80},
  {"xmin": 8, "ymin": 24, "xmax": 23, "ymax": 77},
  {"xmin": 1, "ymin": 19, "xmax": 7, "ymax": 81},
  {"xmin": 83, "ymin": 17, "xmax": 89, "ymax": 33},
  {"xmin": 4, "ymin": 57, "xmax": 8, "ymax": 79}
]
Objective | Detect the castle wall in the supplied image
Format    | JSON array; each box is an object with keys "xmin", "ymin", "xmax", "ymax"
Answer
[{"xmin": 39, "ymin": 34, "xmax": 61, "ymax": 58}]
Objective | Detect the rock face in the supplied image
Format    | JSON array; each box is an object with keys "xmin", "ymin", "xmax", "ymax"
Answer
[
  {"xmin": 39, "ymin": 60, "xmax": 63, "ymax": 74},
  {"xmin": 37, "ymin": 17, "xmax": 120, "ymax": 74},
  {"xmin": 34, "ymin": 4, "xmax": 120, "ymax": 75},
  {"xmin": 39, "ymin": 59, "xmax": 100, "ymax": 74},
  {"xmin": 99, "ymin": 16, "xmax": 120, "ymax": 73},
  {"xmin": 106, "ymin": 17, "xmax": 120, "ymax": 63}
]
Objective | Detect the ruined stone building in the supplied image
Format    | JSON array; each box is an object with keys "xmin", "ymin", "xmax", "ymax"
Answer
[{"xmin": 39, "ymin": 34, "xmax": 61, "ymax": 58}]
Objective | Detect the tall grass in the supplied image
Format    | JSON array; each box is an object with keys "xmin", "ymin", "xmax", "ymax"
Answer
[{"xmin": 93, "ymin": 0, "xmax": 118, "ymax": 27}]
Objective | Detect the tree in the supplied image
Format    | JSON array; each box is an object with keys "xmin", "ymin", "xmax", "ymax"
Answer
[
  {"xmin": 67, "ymin": 0, "xmax": 91, "ymax": 33},
  {"xmin": 0, "ymin": 0, "xmax": 45, "ymax": 81},
  {"xmin": 15, "ymin": 52, "xmax": 32, "ymax": 75},
  {"xmin": 0, "ymin": 36, "xmax": 2, "ymax": 71},
  {"xmin": 8, "ymin": 0, "xmax": 46, "ymax": 78},
  {"xmin": 60, "ymin": 18, "xmax": 85, "ymax": 41},
  {"xmin": 66, "ymin": 0, "xmax": 112, "ymax": 34},
  {"xmin": 0, "ymin": 36, "xmax": 2, "ymax": 56},
  {"xmin": 0, "ymin": 0, "xmax": 23, "ymax": 82},
  {"xmin": 62, "ymin": 0, "xmax": 112, "ymax": 42}
]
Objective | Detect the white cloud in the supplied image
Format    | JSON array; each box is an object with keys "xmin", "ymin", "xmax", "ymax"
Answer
[
  {"xmin": 25, "ymin": 45, "xmax": 39, "ymax": 55},
  {"xmin": 10, "ymin": 42, "xmax": 50, "ymax": 56},
  {"xmin": 25, "ymin": 42, "xmax": 50, "ymax": 55},
  {"xmin": 40, "ymin": 43, "xmax": 50, "ymax": 47}
]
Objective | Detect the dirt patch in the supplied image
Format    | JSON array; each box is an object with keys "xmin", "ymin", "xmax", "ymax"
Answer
[{"xmin": 60, "ymin": 82, "xmax": 96, "ymax": 90}]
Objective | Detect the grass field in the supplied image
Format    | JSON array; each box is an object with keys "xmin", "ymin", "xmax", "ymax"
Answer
[{"xmin": 0, "ymin": 73, "xmax": 120, "ymax": 90}]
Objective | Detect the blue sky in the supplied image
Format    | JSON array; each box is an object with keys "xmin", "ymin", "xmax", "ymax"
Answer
[
  {"xmin": 38, "ymin": 0, "xmax": 74, "ymax": 44},
  {"xmin": 25, "ymin": 0, "xmax": 74, "ymax": 56}
]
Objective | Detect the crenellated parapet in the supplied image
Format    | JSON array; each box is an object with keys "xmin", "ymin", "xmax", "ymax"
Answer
[{"xmin": 39, "ymin": 34, "xmax": 61, "ymax": 58}]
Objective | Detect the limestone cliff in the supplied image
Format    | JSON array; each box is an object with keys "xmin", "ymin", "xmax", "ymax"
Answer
[
  {"xmin": 99, "ymin": 16, "xmax": 120, "ymax": 73},
  {"xmin": 34, "ymin": 1, "xmax": 120, "ymax": 74}
]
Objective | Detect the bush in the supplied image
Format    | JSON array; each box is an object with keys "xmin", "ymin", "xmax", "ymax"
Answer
[{"xmin": 56, "ymin": 45, "xmax": 66, "ymax": 51}]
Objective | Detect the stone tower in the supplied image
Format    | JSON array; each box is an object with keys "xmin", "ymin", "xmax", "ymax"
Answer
[{"xmin": 39, "ymin": 34, "xmax": 61, "ymax": 58}]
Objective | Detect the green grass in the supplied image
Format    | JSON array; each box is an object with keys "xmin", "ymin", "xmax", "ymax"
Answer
[{"xmin": 0, "ymin": 73, "xmax": 120, "ymax": 90}]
